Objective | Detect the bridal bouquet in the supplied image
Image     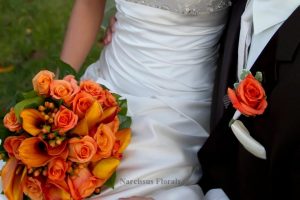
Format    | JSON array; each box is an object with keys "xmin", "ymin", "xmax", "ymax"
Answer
[{"xmin": 0, "ymin": 70, "xmax": 132, "ymax": 200}]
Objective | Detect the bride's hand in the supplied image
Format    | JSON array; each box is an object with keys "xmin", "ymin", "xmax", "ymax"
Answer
[
  {"xmin": 103, "ymin": 16, "xmax": 117, "ymax": 46},
  {"xmin": 119, "ymin": 196, "xmax": 154, "ymax": 200}
]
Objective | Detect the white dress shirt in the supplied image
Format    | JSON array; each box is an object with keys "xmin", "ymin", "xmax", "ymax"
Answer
[{"xmin": 238, "ymin": 0, "xmax": 300, "ymax": 75}]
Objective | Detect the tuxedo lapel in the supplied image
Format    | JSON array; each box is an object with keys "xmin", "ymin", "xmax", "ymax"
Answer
[
  {"xmin": 210, "ymin": 0, "xmax": 247, "ymax": 130},
  {"xmin": 276, "ymin": 6, "xmax": 300, "ymax": 62}
]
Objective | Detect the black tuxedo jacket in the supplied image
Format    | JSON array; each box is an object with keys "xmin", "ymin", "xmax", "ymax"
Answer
[{"xmin": 199, "ymin": 1, "xmax": 300, "ymax": 199}]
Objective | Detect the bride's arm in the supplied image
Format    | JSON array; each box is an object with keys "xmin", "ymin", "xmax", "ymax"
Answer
[{"xmin": 60, "ymin": 0, "xmax": 106, "ymax": 71}]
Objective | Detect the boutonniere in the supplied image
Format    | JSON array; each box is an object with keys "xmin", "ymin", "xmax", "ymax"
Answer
[
  {"xmin": 228, "ymin": 70, "xmax": 268, "ymax": 119},
  {"xmin": 227, "ymin": 70, "xmax": 268, "ymax": 159}
]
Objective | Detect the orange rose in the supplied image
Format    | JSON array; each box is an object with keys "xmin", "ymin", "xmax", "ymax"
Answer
[
  {"xmin": 3, "ymin": 135, "xmax": 26, "ymax": 159},
  {"xmin": 32, "ymin": 70, "xmax": 55, "ymax": 96},
  {"xmin": 228, "ymin": 74, "xmax": 267, "ymax": 116},
  {"xmin": 50, "ymin": 79, "xmax": 79, "ymax": 105},
  {"xmin": 64, "ymin": 75, "xmax": 78, "ymax": 86},
  {"xmin": 3, "ymin": 108, "xmax": 21, "ymax": 132},
  {"xmin": 23, "ymin": 177, "xmax": 44, "ymax": 200},
  {"xmin": 103, "ymin": 90, "xmax": 117, "ymax": 108},
  {"xmin": 44, "ymin": 180, "xmax": 71, "ymax": 200},
  {"xmin": 64, "ymin": 75, "xmax": 80, "ymax": 104},
  {"xmin": 47, "ymin": 157, "xmax": 68, "ymax": 181},
  {"xmin": 67, "ymin": 167, "xmax": 104, "ymax": 200},
  {"xmin": 72, "ymin": 91, "xmax": 95, "ymax": 119},
  {"xmin": 91, "ymin": 124, "xmax": 115, "ymax": 162},
  {"xmin": 80, "ymin": 80, "xmax": 105, "ymax": 102},
  {"xmin": 54, "ymin": 106, "xmax": 78, "ymax": 133},
  {"xmin": 46, "ymin": 140, "xmax": 69, "ymax": 158},
  {"xmin": 68, "ymin": 136, "xmax": 97, "ymax": 163}
]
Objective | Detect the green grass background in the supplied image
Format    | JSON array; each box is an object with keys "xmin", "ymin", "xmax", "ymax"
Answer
[{"xmin": 0, "ymin": 0, "xmax": 115, "ymax": 117}]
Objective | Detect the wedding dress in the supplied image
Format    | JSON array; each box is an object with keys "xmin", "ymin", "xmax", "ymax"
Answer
[
  {"xmin": 82, "ymin": 0, "xmax": 231, "ymax": 199},
  {"xmin": 83, "ymin": 0, "xmax": 230, "ymax": 200},
  {"xmin": 0, "ymin": 0, "xmax": 230, "ymax": 199}
]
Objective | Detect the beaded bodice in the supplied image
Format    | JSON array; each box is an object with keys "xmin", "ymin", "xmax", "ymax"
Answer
[{"xmin": 124, "ymin": 0, "xmax": 231, "ymax": 16}]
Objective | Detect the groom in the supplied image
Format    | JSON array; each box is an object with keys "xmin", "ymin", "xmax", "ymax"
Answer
[{"xmin": 199, "ymin": 0, "xmax": 300, "ymax": 199}]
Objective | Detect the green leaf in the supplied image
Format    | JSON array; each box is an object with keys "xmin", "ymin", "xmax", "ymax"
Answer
[
  {"xmin": 113, "ymin": 93, "xmax": 128, "ymax": 116},
  {"xmin": 55, "ymin": 59, "xmax": 78, "ymax": 80},
  {"xmin": 104, "ymin": 172, "xmax": 117, "ymax": 189},
  {"xmin": 118, "ymin": 99, "xmax": 128, "ymax": 116},
  {"xmin": 1, "ymin": 91, "xmax": 37, "ymax": 118},
  {"xmin": 22, "ymin": 90, "xmax": 38, "ymax": 99},
  {"xmin": 118, "ymin": 115, "xmax": 132, "ymax": 130},
  {"xmin": 14, "ymin": 96, "xmax": 44, "ymax": 122},
  {"xmin": 240, "ymin": 70, "xmax": 251, "ymax": 80},
  {"xmin": 112, "ymin": 93, "xmax": 121, "ymax": 99},
  {"xmin": 233, "ymin": 83, "xmax": 239, "ymax": 89},
  {"xmin": 15, "ymin": 91, "xmax": 26, "ymax": 103},
  {"xmin": 102, "ymin": 1, "xmax": 116, "ymax": 28},
  {"xmin": 255, "ymin": 71, "xmax": 263, "ymax": 82}
]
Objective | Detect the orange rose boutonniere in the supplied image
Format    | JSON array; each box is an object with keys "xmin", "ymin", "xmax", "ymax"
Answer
[
  {"xmin": 227, "ymin": 71, "xmax": 268, "ymax": 117},
  {"xmin": 227, "ymin": 70, "xmax": 268, "ymax": 159}
]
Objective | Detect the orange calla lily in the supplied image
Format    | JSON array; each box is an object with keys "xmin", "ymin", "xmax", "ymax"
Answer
[
  {"xmin": 86, "ymin": 100, "xmax": 103, "ymax": 128},
  {"xmin": 99, "ymin": 106, "xmax": 118, "ymax": 123},
  {"xmin": 71, "ymin": 101, "xmax": 103, "ymax": 136},
  {"xmin": 18, "ymin": 137, "xmax": 52, "ymax": 167},
  {"xmin": 1, "ymin": 157, "xmax": 27, "ymax": 200},
  {"xmin": 92, "ymin": 157, "xmax": 120, "ymax": 179},
  {"xmin": 3, "ymin": 135, "xmax": 26, "ymax": 159},
  {"xmin": 20, "ymin": 109, "xmax": 45, "ymax": 136},
  {"xmin": 70, "ymin": 118, "xmax": 89, "ymax": 136},
  {"xmin": 115, "ymin": 128, "xmax": 131, "ymax": 153}
]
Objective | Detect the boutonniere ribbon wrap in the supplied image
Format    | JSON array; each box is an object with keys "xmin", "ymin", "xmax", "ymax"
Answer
[{"xmin": 227, "ymin": 71, "xmax": 268, "ymax": 159}]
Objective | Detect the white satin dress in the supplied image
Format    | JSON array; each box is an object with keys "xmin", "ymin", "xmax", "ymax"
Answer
[
  {"xmin": 82, "ymin": 0, "xmax": 231, "ymax": 199},
  {"xmin": 0, "ymin": 0, "xmax": 230, "ymax": 200}
]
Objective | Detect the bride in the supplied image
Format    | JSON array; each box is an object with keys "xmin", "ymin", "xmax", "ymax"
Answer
[{"xmin": 60, "ymin": 0, "xmax": 231, "ymax": 199}]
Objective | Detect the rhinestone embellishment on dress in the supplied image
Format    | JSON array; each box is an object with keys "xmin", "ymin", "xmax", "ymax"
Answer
[
  {"xmin": 208, "ymin": 0, "xmax": 232, "ymax": 12},
  {"xmin": 124, "ymin": 0, "xmax": 232, "ymax": 16}
]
